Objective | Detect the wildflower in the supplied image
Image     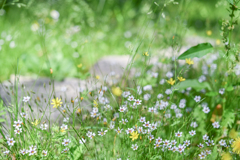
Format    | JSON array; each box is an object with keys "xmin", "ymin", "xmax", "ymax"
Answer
[
  {"xmin": 185, "ymin": 58, "xmax": 194, "ymax": 65},
  {"xmin": 13, "ymin": 120, "xmax": 22, "ymax": 128},
  {"xmin": 31, "ymin": 119, "xmax": 40, "ymax": 126},
  {"xmin": 135, "ymin": 99, "xmax": 142, "ymax": 105},
  {"xmin": 130, "ymin": 131, "xmax": 139, "ymax": 141},
  {"xmin": 14, "ymin": 127, "xmax": 22, "ymax": 134},
  {"xmin": 137, "ymin": 127, "xmax": 143, "ymax": 133},
  {"xmin": 198, "ymin": 143, "xmax": 204, "ymax": 148},
  {"xmin": 219, "ymin": 139, "xmax": 226, "ymax": 146},
  {"xmin": 177, "ymin": 77, "xmax": 185, "ymax": 82},
  {"xmin": 131, "ymin": 144, "xmax": 138, "ymax": 150},
  {"xmin": 28, "ymin": 147, "xmax": 37, "ymax": 156},
  {"xmin": 20, "ymin": 149, "xmax": 26, "ymax": 155},
  {"xmin": 175, "ymin": 131, "xmax": 182, "ymax": 138},
  {"xmin": 139, "ymin": 117, "xmax": 146, "ymax": 123},
  {"xmin": 221, "ymin": 152, "xmax": 232, "ymax": 160},
  {"xmin": 98, "ymin": 129, "xmax": 108, "ymax": 136},
  {"xmin": 206, "ymin": 140, "xmax": 214, "ymax": 146},
  {"xmin": 79, "ymin": 138, "xmax": 86, "ymax": 144},
  {"xmin": 163, "ymin": 140, "xmax": 170, "ymax": 146},
  {"xmin": 148, "ymin": 134, "xmax": 154, "ymax": 141},
  {"xmin": 63, "ymin": 117, "xmax": 69, "ymax": 123},
  {"xmin": 143, "ymin": 121, "xmax": 151, "ymax": 128},
  {"xmin": 143, "ymin": 52, "xmax": 149, "ymax": 56},
  {"xmin": 199, "ymin": 151, "xmax": 206, "ymax": 159},
  {"xmin": 212, "ymin": 122, "xmax": 220, "ymax": 128},
  {"xmin": 128, "ymin": 95, "xmax": 135, "ymax": 101},
  {"xmin": 3, "ymin": 150, "xmax": 9, "ymax": 155},
  {"xmin": 219, "ymin": 88, "xmax": 225, "ymax": 95},
  {"xmin": 167, "ymin": 78, "xmax": 175, "ymax": 85},
  {"xmin": 62, "ymin": 148, "xmax": 69, "ymax": 153},
  {"xmin": 171, "ymin": 140, "xmax": 177, "ymax": 146},
  {"xmin": 115, "ymin": 127, "xmax": 123, "ymax": 134},
  {"xmin": 177, "ymin": 144, "xmax": 185, "ymax": 153},
  {"xmin": 20, "ymin": 112, "xmax": 27, "ymax": 118},
  {"xmin": 40, "ymin": 124, "xmax": 48, "ymax": 130},
  {"xmin": 184, "ymin": 140, "xmax": 190, "ymax": 146},
  {"xmin": 51, "ymin": 97, "xmax": 62, "ymax": 108},
  {"xmin": 7, "ymin": 138, "xmax": 15, "ymax": 146},
  {"xmin": 231, "ymin": 137, "xmax": 240, "ymax": 154},
  {"xmin": 62, "ymin": 139, "xmax": 71, "ymax": 146},
  {"xmin": 77, "ymin": 63, "xmax": 82, "ymax": 68},
  {"xmin": 194, "ymin": 96, "xmax": 201, "ymax": 102},
  {"xmin": 166, "ymin": 71, "xmax": 173, "ymax": 78},
  {"xmin": 42, "ymin": 150, "xmax": 47, "ymax": 156},
  {"xmin": 203, "ymin": 134, "xmax": 209, "ymax": 140},
  {"xmin": 154, "ymin": 142, "xmax": 161, "ymax": 149},
  {"xmin": 165, "ymin": 89, "xmax": 172, "ymax": 95},
  {"xmin": 143, "ymin": 85, "xmax": 152, "ymax": 91},
  {"xmin": 206, "ymin": 149, "xmax": 211, "ymax": 155},
  {"xmin": 93, "ymin": 100, "xmax": 98, "ymax": 108},
  {"xmin": 50, "ymin": 10, "xmax": 60, "ymax": 20},
  {"xmin": 203, "ymin": 106, "xmax": 210, "ymax": 113},
  {"xmin": 112, "ymin": 87, "xmax": 122, "ymax": 96},
  {"xmin": 23, "ymin": 96, "xmax": 30, "ymax": 102},
  {"xmin": 206, "ymin": 30, "xmax": 212, "ymax": 36},
  {"xmin": 157, "ymin": 94, "xmax": 163, "ymax": 99}
]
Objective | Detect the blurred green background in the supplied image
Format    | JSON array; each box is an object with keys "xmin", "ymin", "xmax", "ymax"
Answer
[{"xmin": 0, "ymin": 0, "xmax": 234, "ymax": 81}]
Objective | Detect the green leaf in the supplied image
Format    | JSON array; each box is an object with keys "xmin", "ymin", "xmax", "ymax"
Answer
[
  {"xmin": 175, "ymin": 79, "xmax": 211, "ymax": 91},
  {"xmin": 170, "ymin": 120, "xmax": 180, "ymax": 126},
  {"xmin": 227, "ymin": 0, "xmax": 234, "ymax": 4},
  {"xmin": 178, "ymin": 43, "xmax": 213, "ymax": 60},
  {"xmin": 206, "ymin": 91, "xmax": 218, "ymax": 97},
  {"xmin": 226, "ymin": 86, "xmax": 234, "ymax": 91},
  {"xmin": 221, "ymin": 109, "xmax": 235, "ymax": 128}
]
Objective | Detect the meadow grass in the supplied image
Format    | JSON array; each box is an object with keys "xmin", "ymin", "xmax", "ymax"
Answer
[{"xmin": 1, "ymin": 0, "xmax": 240, "ymax": 160}]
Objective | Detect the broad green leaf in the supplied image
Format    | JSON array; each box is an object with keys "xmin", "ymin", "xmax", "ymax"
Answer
[
  {"xmin": 221, "ymin": 109, "xmax": 235, "ymax": 128},
  {"xmin": 178, "ymin": 43, "xmax": 213, "ymax": 60},
  {"xmin": 175, "ymin": 79, "xmax": 211, "ymax": 91},
  {"xmin": 206, "ymin": 91, "xmax": 218, "ymax": 97},
  {"xmin": 226, "ymin": 86, "xmax": 234, "ymax": 91}
]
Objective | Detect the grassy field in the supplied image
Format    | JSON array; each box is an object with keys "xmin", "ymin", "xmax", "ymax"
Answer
[
  {"xmin": 0, "ymin": 0, "xmax": 232, "ymax": 81},
  {"xmin": 1, "ymin": 0, "xmax": 240, "ymax": 159}
]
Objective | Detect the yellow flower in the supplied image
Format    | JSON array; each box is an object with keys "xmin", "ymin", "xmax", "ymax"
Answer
[
  {"xmin": 112, "ymin": 87, "xmax": 122, "ymax": 97},
  {"xmin": 96, "ymin": 75, "xmax": 100, "ymax": 80},
  {"xmin": 60, "ymin": 128, "xmax": 66, "ymax": 133},
  {"xmin": 216, "ymin": 39, "xmax": 221, "ymax": 45},
  {"xmin": 185, "ymin": 58, "xmax": 194, "ymax": 65},
  {"xmin": 93, "ymin": 100, "xmax": 98, "ymax": 108},
  {"xmin": 229, "ymin": 129, "xmax": 238, "ymax": 139},
  {"xmin": 130, "ymin": 131, "xmax": 139, "ymax": 141},
  {"xmin": 77, "ymin": 63, "xmax": 82, "ymax": 68},
  {"xmin": 232, "ymin": 137, "xmax": 240, "ymax": 154},
  {"xmin": 31, "ymin": 119, "xmax": 40, "ymax": 126},
  {"xmin": 167, "ymin": 78, "xmax": 175, "ymax": 85},
  {"xmin": 221, "ymin": 152, "xmax": 232, "ymax": 160},
  {"xmin": 206, "ymin": 30, "xmax": 212, "ymax": 36},
  {"xmin": 51, "ymin": 97, "xmax": 63, "ymax": 109},
  {"xmin": 177, "ymin": 77, "xmax": 185, "ymax": 82},
  {"xmin": 143, "ymin": 52, "xmax": 149, "ymax": 56}
]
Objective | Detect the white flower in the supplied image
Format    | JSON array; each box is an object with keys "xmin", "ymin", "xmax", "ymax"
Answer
[
  {"xmin": 219, "ymin": 139, "xmax": 226, "ymax": 146},
  {"xmin": 13, "ymin": 120, "xmax": 22, "ymax": 128},
  {"xmin": 143, "ymin": 85, "xmax": 152, "ymax": 91},
  {"xmin": 175, "ymin": 131, "xmax": 182, "ymax": 138},
  {"xmin": 14, "ymin": 127, "xmax": 22, "ymax": 134},
  {"xmin": 203, "ymin": 106, "xmax": 210, "ymax": 113},
  {"xmin": 199, "ymin": 151, "xmax": 206, "ymax": 159},
  {"xmin": 23, "ymin": 96, "xmax": 30, "ymax": 102},
  {"xmin": 157, "ymin": 94, "xmax": 163, "ymax": 99},
  {"xmin": 98, "ymin": 129, "xmax": 108, "ymax": 136},
  {"xmin": 139, "ymin": 117, "xmax": 146, "ymax": 123},
  {"xmin": 20, "ymin": 149, "xmax": 26, "ymax": 155},
  {"xmin": 159, "ymin": 79, "xmax": 165, "ymax": 85},
  {"xmin": 143, "ymin": 94, "xmax": 151, "ymax": 101},
  {"xmin": 62, "ymin": 139, "xmax": 71, "ymax": 146},
  {"xmin": 219, "ymin": 88, "xmax": 225, "ymax": 95},
  {"xmin": 40, "ymin": 124, "xmax": 48, "ymax": 130},
  {"xmin": 115, "ymin": 127, "xmax": 123, "ymax": 134},
  {"xmin": 203, "ymin": 134, "xmax": 209, "ymax": 140},
  {"xmin": 135, "ymin": 99, "xmax": 142, "ymax": 105},
  {"xmin": 79, "ymin": 138, "xmax": 86, "ymax": 144},
  {"xmin": 20, "ymin": 112, "xmax": 27, "ymax": 118},
  {"xmin": 190, "ymin": 122, "xmax": 198, "ymax": 128},
  {"xmin": 194, "ymin": 96, "xmax": 201, "ymax": 102},
  {"xmin": 128, "ymin": 95, "xmax": 135, "ymax": 101},
  {"xmin": 165, "ymin": 89, "xmax": 172, "ymax": 95},
  {"xmin": 7, "ymin": 138, "xmax": 15, "ymax": 146},
  {"xmin": 3, "ymin": 150, "xmax": 9, "ymax": 155},
  {"xmin": 189, "ymin": 130, "xmax": 196, "ymax": 136},
  {"xmin": 166, "ymin": 71, "xmax": 173, "ymax": 78},
  {"xmin": 50, "ymin": 10, "xmax": 60, "ymax": 20},
  {"xmin": 122, "ymin": 91, "xmax": 131, "ymax": 98},
  {"xmin": 9, "ymin": 41, "xmax": 15, "ymax": 48},
  {"xmin": 63, "ymin": 117, "xmax": 69, "ymax": 123},
  {"xmin": 131, "ymin": 144, "xmax": 138, "ymax": 150},
  {"xmin": 212, "ymin": 121, "xmax": 220, "ymax": 128},
  {"xmin": 42, "ymin": 150, "xmax": 48, "ymax": 156}
]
